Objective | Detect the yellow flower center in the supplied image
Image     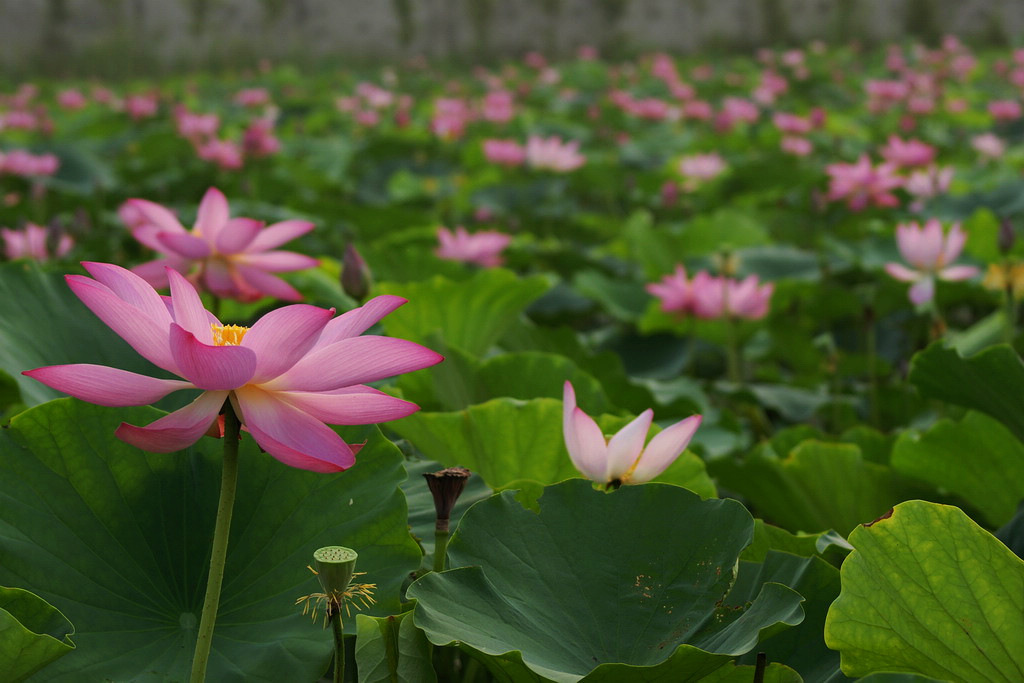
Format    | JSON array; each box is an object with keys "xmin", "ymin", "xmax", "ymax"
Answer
[{"xmin": 211, "ymin": 323, "xmax": 249, "ymax": 346}]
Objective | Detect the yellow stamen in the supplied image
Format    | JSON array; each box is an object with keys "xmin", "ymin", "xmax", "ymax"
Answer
[{"xmin": 211, "ymin": 323, "xmax": 249, "ymax": 346}]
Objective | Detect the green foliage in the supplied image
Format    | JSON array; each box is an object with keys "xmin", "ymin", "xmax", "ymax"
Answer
[{"xmin": 0, "ymin": 586, "xmax": 75, "ymax": 682}]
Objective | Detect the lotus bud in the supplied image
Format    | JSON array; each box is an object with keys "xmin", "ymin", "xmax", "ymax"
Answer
[
  {"xmin": 341, "ymin": 243, "xmax": 372, "ymax": 302},
  {"xmin": 999, "ymin": 217, "xmax": 1016, "ymax": 255}
]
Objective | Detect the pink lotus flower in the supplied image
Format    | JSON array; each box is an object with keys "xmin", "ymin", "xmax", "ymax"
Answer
[
  {"xmin": 904, "ymin": 165, "xmax": 953, "ymax": 209},
  {"xmin": 972, "ymin": 133, "xmax": 1005, "ymax": 160},
  {"xmin": 24, "ymin": 263, "xmax": 442, "ymax": 471},
  {"xmin": 123, "ymin": 93, "xmax": 158, "ymax": 120},
  {"xmin": 525, "ymin": 135, "xmax": 585, "ymax": 172},
  {"xmin": 2, "ymin": 223, "xmax": 72, "ymax": 261},
  {"xmin": 196, "ymin": 139, "xmax": 244, "ymax": 170},
  {"xmin": 646, "ymin": 265, "xmax": 691, "ymax": 314},
  {"xmin": 885, "ymin": 220, "xmax": 978, "ymax": 305},
  {"xmin": 436, "ymin": 226, "xmax": 511, "ymax": 267},
  {"xmin": 563, "ymin": 381, "xmax": 701, "ymax": 486},
  {"xmin": 879, "ymin": 136, "xmax": 936, "ymax": 168},
  {"xmin": 57, "ymin": 89, "xmax": 88, "ymax": 110},
  {"xmin": 773, "ymin": 112, "xmax": 813, "ymax": 135},
  {"xmin": 780, "ymin": 136, "xmax": 813, "ymax": 156},
  {"xmin": 242, "ymin": 118, "xmax": 281, "ymax": 158},
  {"xmin": 825, "ymin": 155, "xmax": 903, "ymax": 211},
  {"xmin": 481, "ymin": 90, "xmax": 515, "ymax": 123},
  {"xmin": 0, "ymin": 149, "xmax": 59, "ymax": 177},
  {"xmin": 120, "ymin": 187, "xmax": 317, "ymax": 301},
  {"xmin": 175, "ymin": 108, "xmax": 220, "ymax": 141},
  {"xmin": 234, "ymin": 88, "xmax": 271, "ymax": 108},
  {"xmin": 690, "ymin": 272, "xmax": 774, "ymax": 320},
  {"xmin": 483, "ymin": 139, "xmax": 526, "ymax": 166},
  {"xmin": 989, "ymin": 100, "xmax": 1022, "ymax": 121},
  {"xmin": 678, "ymin": 153, "xmax": 726, "ymax": 190}
]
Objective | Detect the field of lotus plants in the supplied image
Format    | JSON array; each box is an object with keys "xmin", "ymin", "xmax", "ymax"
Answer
[{"xmin": 3, "ymin": 35, "xmax": 1024, "ymax": 682}]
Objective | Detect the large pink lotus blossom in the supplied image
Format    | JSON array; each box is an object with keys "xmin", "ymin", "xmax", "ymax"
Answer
[
  {"xmin": 885, "ymin": 219, "xmax": 978, "ymax": 305},
  {"xmin": 525, "ymin": 135, "xmax": 585, "ymax": 172},
  {"xmin": 825, "ymin": 155, "xmax": 903, "ymax": 211},
  {"xmin": 563, "ymin": 381, "xmax": 701, "ymax": 486},
  {"xmin": 120, "ymin": 187, "xmax": 317, "ymax": 301},
  {"xmin": 2, "ymin": 223, "xmax": 72, "ymax": 261},
  {"xmin": 482, "ymin": 139, "xmax": 526, "ymax": 166},
  {"xmin": 436, "ymin": 226, "xmax": 511, "ymax": 267},
  {"xmin": 879, "ymin": 136, "xmax": 936, "ymax": 168},
  {"xmin": 646, "ymin": 265, "xmax": 691, "ymax": 314},
  {"xmin": 25, "ymin": 263, "xmax": 442, "ymax": 472},
  {"xmin": 690, "ymin": 272, "xmax": 774, "ymax": 320}
]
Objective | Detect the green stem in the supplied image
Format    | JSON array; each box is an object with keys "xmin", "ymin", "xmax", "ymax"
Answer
[
  {"xmin": 330, "ymin": 609, "xmax": 345, "ymax": 683},
  {"xmin": 1005, "ymin": 282, "xmax": 1017, "ymax": 346},
  {"xmin": 189, "ymin": 402, "xmax": 241, "ymax": 683},
  {"xmin": 433, "ymin": 524, "xmax": 450, "ymax": 573},
  {"xmin": 725, "ymin": 316, "xmax": 742, "ymax": 384},
  {"xmin": 866, "ymin": 315, "xmax": 880, "ymax": 429}
]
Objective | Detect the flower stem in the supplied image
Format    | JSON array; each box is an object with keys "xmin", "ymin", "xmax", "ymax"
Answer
[
  {"xmin": 189, "ymin": 402, "xmax": 241, "ymax": 683},
  {"xmin": 725, "ymin": 316, "xmax": 742, "ymax": 384},
  {"xmin": 1005, "ymin": 282, "xmax": 1017, "ymax": 346},
  {"xmin": 330, "ymin": 607, "xmax": 345, "ymax": 683},
  {"xmin": 433, "ymin": 523, "xmax": 450, "ymax": 573}
]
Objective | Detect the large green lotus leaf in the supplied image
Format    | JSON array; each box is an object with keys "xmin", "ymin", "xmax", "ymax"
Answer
[
  {"xmin": 700, "ymin": 661, "xmax": 803, "ymax": 682},
  {"xmin": 0, "ymin": 262, "xmax": 174, "ymax": 407},
  {"xmin": 891, "ymin": 411, "xmax": 1024, "ymax": 527},
  {"xmin": 354, "ymin": 611, "xmax": 436, "ymax": 683},
  {"xmin": 391, "ymin": 397, "xmax": 714, "ymax": 497},
  {"xmin": 710, "ymin": 440, "xmax": 911, "ymax": 535},
  {"xmin": 825, "ymin": 501, "xmax": 1024, "ymax": 681},
  {"xmin": 410, "ymin": 481, "xmax": 804, "ymax": 683},
  {"xmin": 909, "ymin": 343, "xmax": 1024, "ymax": 444},
  {"xmin": 0, "ymin": 399, "xmax": 421, "ymax": 682},
  {"xmin": 376, "ymin": 269, "xmax": 551, "ymax": 356},
  {"xmin": 0, "ymin": 586, "xmax": 75, "ymax": 682},
  {"xmin": 731, "ymin": 552, "xmax": 841, "ymax": 682}
]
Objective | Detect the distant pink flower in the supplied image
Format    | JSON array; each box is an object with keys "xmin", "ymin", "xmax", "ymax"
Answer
[
  {"xmin": 356, "ymin": 82, "xmax": 394, "ymax": 109},
  {"xmin": 989, "ymin": 100, "xmax": 1022, "ymax": 121},
  {"xmin": 563, "ymin": 380, "xmax": 701, "ymax": 486},
  {"xmin": 234, "ymin": 88, "xmax": 270, "ymax": 107},
  {"xmin": 577, "ymin": 45, "xmax": 599, "ymax": 61},
  {"xmin": 681, "ymin": 100, "xmax": 713, "ymax": 120},
  {"xmin": 2, "ymin": 110, "xmax": 38, "ymax": 130},
  {"xmin": 483, "ymin": 139, "xmax": 526, "ymax": 166},
  {"xmin": 880, "ymin": 136, "xmax": 936, "ymax": 168},
  {"xmin": 124, "ymin": 94, "xmax": 158, "ymax": 120},
  {"xmin": 432, "ymin": 98, "xmax": 472, "ymax": 140},
  {"xmin": 2, "ymin": 223, "xmax": 72, "ymax": 261},
  {"xmin": 646, "ymin": 265, "xmax": 691, "ymax": 314},
  {"xmin": 481, "ymin": 90, "xmax": 515, "ymax": 122},
  {"xmin": 57, "ymin": 89, "xmax": 88, "ymax": 110},
  {"xmin": 524, "ymin": 52, "xmax": 547, "ymax": 69},
  {"xmin": 121, "ymin": 187, "xmax": 318, "ymax": 301},
  {"xmin": 196, "ymin": 139, "xmax": 244, "ymax": 170},
  {"xmin": 242, "ymin": 118, "xmax": 281, "ymax": 158},
  {"xmin": 436, "ymin": 226, "xmax": 511, "ymax": 267},
  {"xmin": 781, "ymin": 136, "xmax": 813, "ymax": 156},
  {"xmin": 678, "ymin": 153, "xmax": 726, "ymax": 190},
  {"xmin": 972, "ymin": 133, "xmax": 1006, "ymax": 160},
  {"xmin": 25, "ymin": 262, "xmax": 442, "ymax": 471},
  {"xmin": 825, "ymin": 155, "xmax": 903, "ymax": 211},
  {"xmin": 773, "ymin": 112, "xmax": 812, "ymax": 135},
  {"xmin": 525, "ymin": 135, "xmax": 585, "ymax": 172},
  {"xmin": 690, "ymin": 272, "xmax": 774, "ymax": 320},
  {"xmin": 716, "ymin": 97, "xmax": 759, "ymax": 131},
  {"xmin": 175, "ymin": 108, "xmax": 220, "ymax": 140},
  {"xmin": 885, "ymin": 220, "xmax": 978, "ymax": 305},
  {"xmin": 904, "ymin": 165, "xmax": 953, "ymax": 209},
  {"xmin": 0, "ymin": 150, "xmax": 59, "ymax": 177}
]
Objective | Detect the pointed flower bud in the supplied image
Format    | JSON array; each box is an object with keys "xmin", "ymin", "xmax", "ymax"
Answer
[{"xmin": 341, "ymin": 243, "xmax": 372, "ymax": 301}]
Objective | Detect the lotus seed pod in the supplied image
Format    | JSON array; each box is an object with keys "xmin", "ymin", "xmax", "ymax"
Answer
[{"xmin": 313, "ymin": 546, "xmax": 358, "ymax": 596}]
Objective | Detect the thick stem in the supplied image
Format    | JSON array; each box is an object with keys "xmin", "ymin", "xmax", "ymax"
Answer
[
  {"xmin": 330, "ymin": 607, "xmax": 345, "ymax": 683},
  {"xmin": 189, "ymin": 402, "xmax": 241, "ymax": 683},
  {"xmin": 433, "ymin": 520, "xmax": 450, "ymax": 573},
  {"xmin": 725, "ymin": 316, "xmax": 742, "ymax": 384}
]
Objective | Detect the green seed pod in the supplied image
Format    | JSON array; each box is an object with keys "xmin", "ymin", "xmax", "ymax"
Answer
[{"xmin": 313, "ymin": 546, "xmax": 358, "ymax": 596}]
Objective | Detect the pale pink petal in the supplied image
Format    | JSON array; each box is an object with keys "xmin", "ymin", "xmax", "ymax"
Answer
[
  {"xmin": 82, "ymin": 262, "xmax": 172, "ymax": 326},
  {"xmin": 604, "ymin": 409, "xmax": 654, "ymax": 482},
  {"xmin": 131, "ymin": 259, "xmax": 184, "ymax": 289},
  {"xmin": 562, "ymin": 381, "xmax": 607, "ymax": 481},
  {"xmin": 242, "ymin": 304, "xmax": 335, "ymax": 382},
  {"xmin": 273, "ymin": 387, "xmax": 420, "ymax": 424},
  {"xmin": 131, "ymin": 224, "xmax": 170, "ymax": 252},
  {"xmin": 23, "ymin": 364, "xmax": 193, "ymax": 406},
  {"xmin": 313, "ymin": 295, "xmax": 407, "ymax": 349},
  {"xmin": 201, "ymin": 260, "xmax": 243, "ymax": 299},
  {"xmin": 235, "ymin": 265, "xmax": 303, "ymax": 301},
  {"xmin": 234, "ymin": 251, "xmax": 319, "ymax": 272},
  {"xmin": 195, "ymin": 187, "xmax": 230, "ymax": 242},
  {"xmin": 158, "ymin": 231, "xmax": 212, "ymax": 260},
  {"xmin": 885, "ymin": 263, "xmax": 920, "ymax": 282},
  {"xmin": 628, "ymin": 415, "xmax": 702, "ymax": 484},
  {"xmin": 67, "ymin": 275, "xmax": 178, "ymax": 373},
  {"xmin": 263, "ymin": 336, "xmax": 443, "ymax": 392},
  {"xmin": 245, "ymin": 219, "xmax": 314, "ymax": 253},
  {"xmin": 167, "ymin": 268, "xmax": 213, "ymax": 342},
  {"xmin": 909, "ymin": 277, "xmax": 936, "ymax": 305},
  {"xmin": 124, "ymin": 198, "xmax": 186, "ymax": 234},
  {"xmin": 939, "ymin": 265, "xmax": 979, "ymax": 281},
  {"xmin": 235, "ymin": 386, "xmax": 355, "ymax": 472},
  {"xmin": 940, "ymin": 223, "xmax": 967, "ymax": 266},
  {"xmin": 215, "ymin": 218, "xmax": 262, "ymax": 254},
  {"xmin": 169, "ymin": 323, "xmax": 256, "ymax": 390},
  {"xmin": 116, "ymin": 390, "xmax": 228, "ymax": 452}
]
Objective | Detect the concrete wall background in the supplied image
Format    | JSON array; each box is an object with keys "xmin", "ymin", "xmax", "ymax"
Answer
[{"xmin": 0, "ymin": 0, "xmax": 1022, "ymax": 75}]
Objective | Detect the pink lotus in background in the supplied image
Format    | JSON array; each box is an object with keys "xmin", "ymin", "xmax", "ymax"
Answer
[
  {"xmin": 25, "ymin": 263, "xmax": 442, "ymax": 471},
  {"xmin": 234, "ymin": 88, "xmax": 270, "ymax": 107},
  {"xmin": 879, "ymin": 136, "xmax": 936, "ymax": 167},
  {"xmin": 481, "ymin": 90, "xmax": 515, "ymax": 122},
  {"xmin": 0, "ymin": 150, "xmax": 59, "ymax": 177},
  {"xmin": 196, "ymin": 139, "xmax": 244, "ymax": 170},
  {"xmin": 885, "ymin": 219, "xmax": 978, "ymax": 305},
  {"xmin": 646, "ymin": 265, "xmax": 691, "ymax": 314},
  {"xmin": 678, "ymin": 152, "xmax": 726, "ymax": 190},
  {"xmin": 825, "ymin": 155, "xmax": 903, "ymax": 210},
  {"xmin": 562, "ymin": 380, "xmax": 701, "ymax": 486},
  {"xmin": 483, "ymin": 139, "xmax": 526, "ymax": 166},
  {"xmin": 120, "ymin": 187, "xmax": 317, "ymax": 301},
  {"xmin": 175, "ymin": 108, "xmax": 220, "ymax": 141},
  {"xmin": 57, "ymin": 89, "xmax": 88, "ymax": 110},
  {"xmin": 123, "ymin": 93, "xmax": 158, "ymax": 119},
  {"xmin": 972, "ymin": 133, "xmax": 1006, "ymax": 160},
  {"xmin": 525, "ymin": 135, "xmax": 585, "ymax": 172},
  {"xmin": 989, "ymin": 99, "xmax": 1022, "ymax": 121},
  {"xmin": 436, "ymin": 226, "xmax": 511, "ymax": 267},
  {"xmin": 2, "ymin": 223, "xmax": 73, "ymax": 261},
  {"xmin": 773, "ymin": 112, "xmax": 813, "ymax": 135},
  {"xmin": 781, "ymin": 136, "xmax": 813, "ymax": 156},
  {"xmin": 242, "ymin": 118, "xmax": 281, "ymax": 158},
  {"xmin": 904, "ymin": 165, "xmax": 953, "ymax": 210},
  {"xmin": 690, "ymin": 272, "xmax": 774, "ymax": 320}
]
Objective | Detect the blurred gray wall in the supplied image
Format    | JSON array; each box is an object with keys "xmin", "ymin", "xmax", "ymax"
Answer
[{"xmin": 1, "ymin": 0, "xmax": 1021, "ymax": 74}]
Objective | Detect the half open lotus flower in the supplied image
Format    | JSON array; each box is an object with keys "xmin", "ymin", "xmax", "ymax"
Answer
[
  {"xmin": 25, "ymin": 262, "xmax": 443, "ymax": 472},
  {"xmin": 119, "ymin": 187, "xmax": 318, "ymax": 302}
]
